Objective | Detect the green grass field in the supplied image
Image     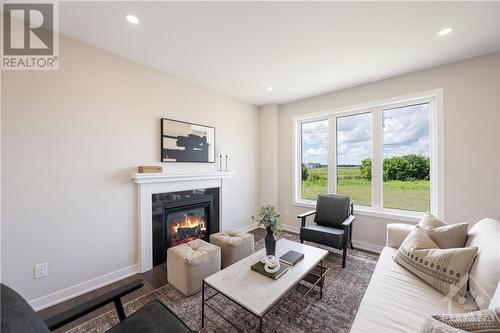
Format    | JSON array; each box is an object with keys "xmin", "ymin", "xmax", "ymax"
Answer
[{"xmin": 302, "ymin": 167, "xmax": 429, "ymax": 212}]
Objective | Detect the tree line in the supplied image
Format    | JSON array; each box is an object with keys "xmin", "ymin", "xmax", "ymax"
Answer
[
  {"xmin": 360, "ymin": 154, "xmax": 429, "ymax": 181},
  {"xmin": 302, "ymin": 154, "xmax": 430, "ymax": 182}
]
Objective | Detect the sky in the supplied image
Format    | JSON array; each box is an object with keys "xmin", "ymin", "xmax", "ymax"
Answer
[{"xmin": 302, "ymin": 103, "xmax": 430, "ymax": 166}]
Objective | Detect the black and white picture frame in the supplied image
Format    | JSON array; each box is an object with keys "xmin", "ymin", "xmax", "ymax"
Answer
[{"xmin": 161, "ymin": 118, "xmax": 215, "ymax": 163}]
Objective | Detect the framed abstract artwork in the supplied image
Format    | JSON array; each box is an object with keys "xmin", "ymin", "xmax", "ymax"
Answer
[{"xmin": 161, "ymin": 118, "xmax": 215, "ymax": 163}]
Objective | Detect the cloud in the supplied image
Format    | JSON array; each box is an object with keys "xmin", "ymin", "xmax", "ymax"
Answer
[
  {"xmin": 337, "ymin": 113, "xmax": 372, "ymax": 165},
  {"xmin": 301, "ymin": 103, "xmax": 430, "ymax": 166},
  {"xmin": 383, "ymin": 104, "xmax": 430, "ymax": 157},
  {"xmin": 337, "ymin": 113, "xmax": 371, "ymax": 144},
  {"xmin": 338, "ymin": 141, "xmax": 371, "ymax": 165},
  {"xmin": 302, "ymin": 120, "xmax": 328, "ymax": 145},
  {"xmin": 383, "ymin": 104, "xmax": 429, "ymax": 146},
  {"xmin": 305, "ymin": 147, "xmax": 327, "ymax": 157}
]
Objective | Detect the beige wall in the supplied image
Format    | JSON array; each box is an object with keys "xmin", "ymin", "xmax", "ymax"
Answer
[
  {"xmin": 278, "ymin": 52, "xmax": 500, "ymax": 250},
  {"xmin": 1, "ymin": 36, "xmax": 259, "ymax": 303},
  {"xmin": 258, "ymin": 104, "xmax": 279, "ymax": 207}
]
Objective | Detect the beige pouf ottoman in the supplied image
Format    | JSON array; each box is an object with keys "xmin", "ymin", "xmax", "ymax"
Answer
[
  {"xmin": 167, "ymin": 238, "xmax": 221, "ymax": 296},
  {"xmin": 210, "ymin": 231, "xmax": 254, "ymax": 268}
]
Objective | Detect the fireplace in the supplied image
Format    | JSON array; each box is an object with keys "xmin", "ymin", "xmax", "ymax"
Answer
[
  {"xmin": 167, "ymin": 205, "xmax": 208, "ymax": 246},
  {"xmin": 152, "ymin": 188, "xmax": 219, "ymax": 267}
]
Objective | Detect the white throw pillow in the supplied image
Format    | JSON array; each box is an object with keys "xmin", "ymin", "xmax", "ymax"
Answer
[
  {"xmin": 466, "ymin": 218, "xmax": 500, "ymax": 310},
  {"xmin": 393, "ymin": 226, "xmax": 478, "ymax": 299},
  {"xmin": 418, "ymin": 213, "xmax": 469, "ymax": 249},
  {"xmin": 419, "ymin": 212, "xmax": 447, "ymax": 229}
]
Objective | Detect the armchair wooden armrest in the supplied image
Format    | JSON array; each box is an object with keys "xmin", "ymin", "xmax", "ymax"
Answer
[
  {"xmin": 297, "ymin": 210, "xmax": 316, "ymax": 219},
  {"xmin": 44, "ymin": 279, "xmax": 145, "ymax": 331},
  {"xmin": 342, "ymin": 215, "xmax": 355, "ymax": 229},
  {"xmin": 297, "ymin": 210, "xmax": 316, "ymax": 227}
]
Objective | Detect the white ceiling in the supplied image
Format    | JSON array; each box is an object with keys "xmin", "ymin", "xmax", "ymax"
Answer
[{"xmin": 57, "ymin": 1, "xmax": 500, "ymax": 106}]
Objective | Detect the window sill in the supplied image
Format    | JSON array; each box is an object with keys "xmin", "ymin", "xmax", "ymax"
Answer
[{"xmin": 293, "ymin": 200, "xmax": 423, "ymax": 223}]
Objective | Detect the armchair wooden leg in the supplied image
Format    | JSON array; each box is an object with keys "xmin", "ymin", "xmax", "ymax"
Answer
[
  {"xmin": 113, "ymin": 299, "xmax": 126, "ymax": 321},
  {"xmin": 342, "ymin": 245, "xmax": 347, "ymax": 268},
  {"xmin": 350, "ymin": 225, "xmax": 354, "ymax": 250}
]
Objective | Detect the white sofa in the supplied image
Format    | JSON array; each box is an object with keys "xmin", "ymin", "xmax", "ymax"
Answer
[{"xmin": 350, "ymin": 218, "xmax": 500, "ymax": 333}]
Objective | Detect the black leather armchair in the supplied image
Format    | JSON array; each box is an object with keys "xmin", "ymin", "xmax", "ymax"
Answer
[
  {"xmin": 298, "ymin": 194, "xmax": 355, "ymax": 268},
  {"xmin": 0, "ymin": 280, "xmax": 191, "ymax": 333}
]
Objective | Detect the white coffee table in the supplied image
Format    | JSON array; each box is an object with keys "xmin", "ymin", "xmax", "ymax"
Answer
[{"xmin": 201, "ymin": 238, "xmax": 329, "ymax": 332}]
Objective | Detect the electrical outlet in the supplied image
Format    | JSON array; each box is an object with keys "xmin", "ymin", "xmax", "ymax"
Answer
[{"xmin": 34, "ymin": 263, "xmax": 48, "ymax": 279}]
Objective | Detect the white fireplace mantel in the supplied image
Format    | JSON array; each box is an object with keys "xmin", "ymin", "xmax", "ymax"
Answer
[
  {"xmin": 132, "ymin": 171, "xmax": 234, "ymax": 184},
  {"xmin": 133, "ymin": 171, "xmax": 234, "ymax": 272}
]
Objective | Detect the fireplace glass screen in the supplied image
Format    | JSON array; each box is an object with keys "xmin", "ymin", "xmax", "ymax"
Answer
[{"xmin": 166, "ymin": 206, "xmax": 208, "ymax": 247}]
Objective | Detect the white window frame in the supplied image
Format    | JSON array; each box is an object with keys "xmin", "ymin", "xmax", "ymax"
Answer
[{"xmin": 293, "ymin": 89, "xmax": 444, "ymax": 223}]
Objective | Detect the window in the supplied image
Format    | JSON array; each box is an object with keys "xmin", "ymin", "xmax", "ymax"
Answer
[
  {"xmin": 295, "ymin": 90, "xmax": 443, "ymax": 219},
  {"xmin": 336, "ymin": 113, "xmax": 372, "ymax": 206},
  {"xmin": 300, "ymin": 120, "xmax": 328, "ymax": 200},
  {"xmin": 383, "ymin": 103, "xmax": 430, "ymax": 211}
]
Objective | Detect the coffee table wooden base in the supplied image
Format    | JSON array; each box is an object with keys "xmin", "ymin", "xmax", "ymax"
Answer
[{"xmin": 201, "ymin": 260, "xmax": 328, "ymax": 333}]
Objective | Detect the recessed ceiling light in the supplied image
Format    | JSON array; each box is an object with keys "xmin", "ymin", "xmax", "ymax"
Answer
[
  {"xmin": 266, "ymin": 86, "xmax": 273, "ymax": 92},
  {"xmin": 126, "ymin": 14, "xmax": 139, "ymax": 24},
  {"xmin": 437, "ymin": 27, "xmax": 453, "ymax": 36}
]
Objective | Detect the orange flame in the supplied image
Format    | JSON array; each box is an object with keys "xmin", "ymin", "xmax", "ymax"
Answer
[{"xmin": 171, "ymin": 214, "xmax": 207, "ymax": 234}]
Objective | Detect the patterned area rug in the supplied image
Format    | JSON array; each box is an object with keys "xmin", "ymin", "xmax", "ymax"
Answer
[{"xmin": 65, "ymin": 233, "xmax": 378, "ymax": 333}]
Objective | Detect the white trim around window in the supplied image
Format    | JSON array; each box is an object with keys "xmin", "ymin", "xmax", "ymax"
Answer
[{"xmin": 293, "ymin": 89, "xmax": 445, "ymax": 222}]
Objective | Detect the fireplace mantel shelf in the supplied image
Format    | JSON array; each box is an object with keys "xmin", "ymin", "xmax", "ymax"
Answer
[{"xmin": 132, "ymin": 170, "xmax": 234, "ymax": 184}]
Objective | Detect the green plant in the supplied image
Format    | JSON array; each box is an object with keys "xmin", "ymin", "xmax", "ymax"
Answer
[
  {"xmin": 358, "ymin": 155, "xmax": 429, "ymax": 181},
  {"xmin": 301, "ymin": 163, "xmax": 309, "ymax": 181},
  {"xmin": 254, "ymin": 205, "xmax": 282, "ymax": 234},
  {"xmin": 383, "ymin": 154, "xmax": 429, "ymax": 181},
  {"xmin": 359, "ymin": 159, "xmax": 372, "ymax": 180}
]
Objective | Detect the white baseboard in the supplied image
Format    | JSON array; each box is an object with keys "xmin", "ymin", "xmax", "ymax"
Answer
[
  {"xmin": 237, "ymin": 222, "xmax": 260, "ymax": 233},
  {"xmin": 282, "ymin": 224, "xmax": 300, "ymax": 234},
  {"xmin": 281, "ymin": 224, "xmax": 383, "ymax": 254},
  {"xmin": 352, "ymin": 240, "xmax": 383, "ymax": 254},
  {"xmin": 28, "ymin": 264, "xmax": 140, "ymax": 311}
]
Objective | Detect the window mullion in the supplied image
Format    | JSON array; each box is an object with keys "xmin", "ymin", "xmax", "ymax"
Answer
[
  {"xmin": 296, "ymin": 120, "xmax": 302, "ymax": 204},
  {"xmin": 371, "ymin": 108, "xmax": 383, "ymax": 208},
  {"xmin": 328, "ymin": 115, "xmax": 337, "ymax": 194}
]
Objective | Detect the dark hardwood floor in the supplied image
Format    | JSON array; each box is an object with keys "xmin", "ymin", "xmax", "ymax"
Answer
[{"xmin": 37, "ymin": 228, "xmax": 267, "ymax": 332}]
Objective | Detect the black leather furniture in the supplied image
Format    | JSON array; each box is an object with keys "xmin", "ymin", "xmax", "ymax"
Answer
[
  {"xmin": 0, "ymin": 280, "xmax": 191, "ymax": 333},
  {"xmin": 298, "ymin": 194, "xmax": 355, "ymax": 268}
]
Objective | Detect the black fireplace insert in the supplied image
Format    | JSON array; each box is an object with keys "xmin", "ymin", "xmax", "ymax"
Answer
[{"xmin": 152, "ymin": 188, "xmax": 219, "ymax": 267}]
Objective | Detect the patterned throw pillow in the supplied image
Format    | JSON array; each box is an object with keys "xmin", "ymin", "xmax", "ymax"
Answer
[
  {"xmin": 418, "ymin": 212, "xmax": 469, "ymax": 249},
  {"xmin": 393, "ymin": 226, "xmax": 478, "ymax": 299},
  {"xmin": 421, "ymin": 308, "xmax": 500, "ymax": 333}
]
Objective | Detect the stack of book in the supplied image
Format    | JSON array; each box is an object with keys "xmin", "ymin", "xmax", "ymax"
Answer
[
  {"xmin": 251, "ymin": 261, "xmax": 288, "ymax": 280},
  {"xmin": 250, "ymin": 250, "xmax": 305, "ymax": 280},
  {"xmin": 279, "ymin": 250, "xmax": 304, "ymax": 266}
]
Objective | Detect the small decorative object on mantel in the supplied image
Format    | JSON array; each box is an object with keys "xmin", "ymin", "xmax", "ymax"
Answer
[
  {"xmin": 253, "ymin": 205, "xmax": 282, "ymax": 256},
  {"xmin": 138, "ymin": 166, "xmax": 163, "ymax": 173},
  {"xmin": 217, "ymin": 153, "xmax": 230, "ymax": 171}
]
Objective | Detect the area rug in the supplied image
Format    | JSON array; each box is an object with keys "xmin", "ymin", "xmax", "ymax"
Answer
[{"xmin": 65, "ymin": 233, "xmax": 378, "ymax": 333}]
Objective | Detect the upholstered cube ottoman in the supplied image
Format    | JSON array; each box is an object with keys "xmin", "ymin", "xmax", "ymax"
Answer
[
  {"xmin": 167, "ymin": 239, "xmax": 221, "ymax": 296},
  {"xmin": 209, "ymin": 231, "xmax": 254, "ymax": 268}
]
